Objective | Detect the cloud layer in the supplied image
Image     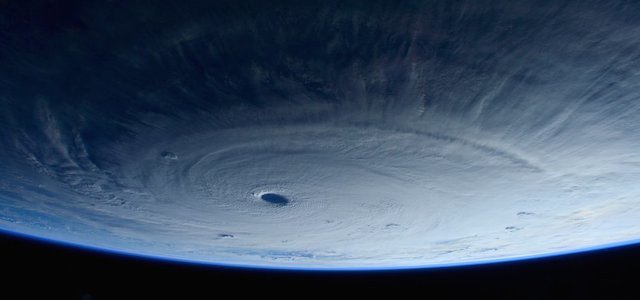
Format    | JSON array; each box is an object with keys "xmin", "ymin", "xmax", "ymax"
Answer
[{"xmin": 1, "ymin": 0, "xmax": 640, "ymax": 268}]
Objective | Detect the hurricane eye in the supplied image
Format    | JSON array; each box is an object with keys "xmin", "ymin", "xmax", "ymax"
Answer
[{"xmin": 260, "ymin": 193, "xmax": 289, "ymax": 205}]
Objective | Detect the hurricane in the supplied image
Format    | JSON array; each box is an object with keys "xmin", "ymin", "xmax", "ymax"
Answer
[{"xmin": 2, "ymin": 0, "xmax": 640, "ymax": 269}]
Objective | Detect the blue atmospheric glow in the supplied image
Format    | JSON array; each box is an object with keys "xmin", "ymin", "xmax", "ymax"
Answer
[{"xmin": 3, "ymin": 229, "xmax": 639, "ymax": 271}]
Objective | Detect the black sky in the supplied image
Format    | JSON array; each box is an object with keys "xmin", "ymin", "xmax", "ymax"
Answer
[{"xmin": 2, "ymin": 232, "xmax": 639, "ymax": 299}]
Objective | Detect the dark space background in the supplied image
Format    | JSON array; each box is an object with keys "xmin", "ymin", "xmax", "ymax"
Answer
[{"xmin": 2, "ymin": 232, "xmax": 639, "ymax": 299}]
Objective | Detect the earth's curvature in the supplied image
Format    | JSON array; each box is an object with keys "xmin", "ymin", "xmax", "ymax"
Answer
[{"xmin": 1, "ymin": 0, "xmax": 640, "ymax": 269}]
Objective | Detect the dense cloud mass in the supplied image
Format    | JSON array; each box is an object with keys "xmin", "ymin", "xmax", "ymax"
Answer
[{"xmin": 1, "ymin": 0, "xmax": 640, "ymax": 268}]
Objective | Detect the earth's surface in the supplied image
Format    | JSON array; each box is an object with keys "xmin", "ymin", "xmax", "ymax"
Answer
[{"xmin": 1, "ymin": 0, "xmax": 640, "ymax": 269}]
